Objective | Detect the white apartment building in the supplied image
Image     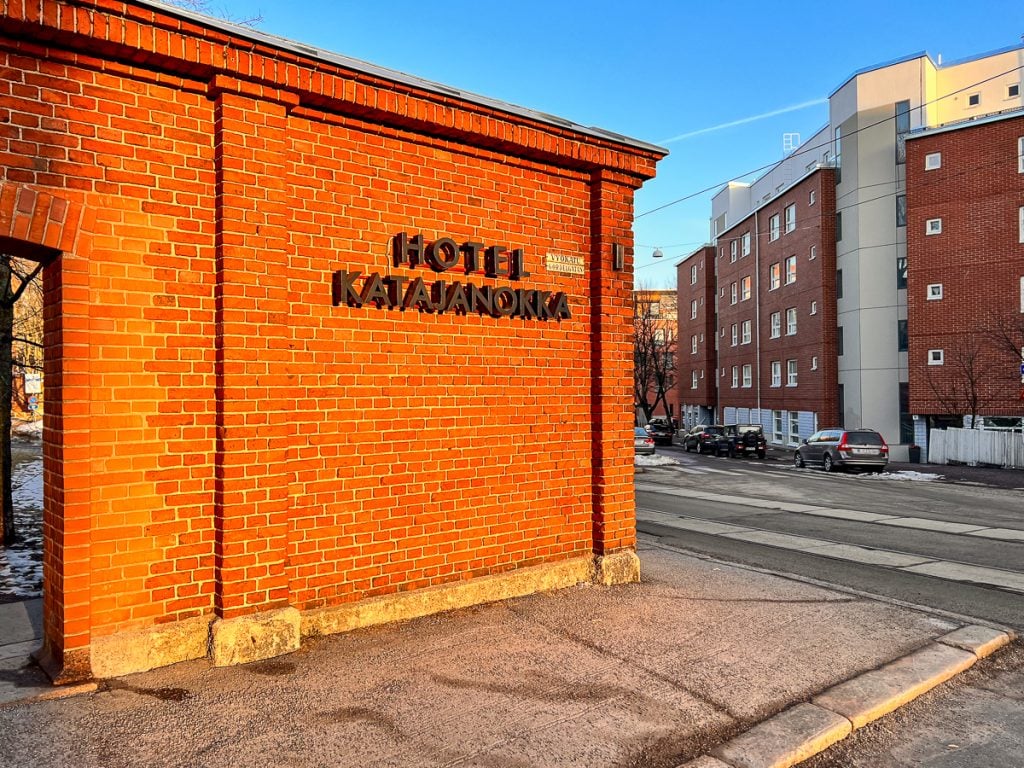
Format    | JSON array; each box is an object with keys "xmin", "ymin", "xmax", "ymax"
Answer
[{"xmin": 709, "ymin": 45, "xmax": 1024, "ymax": 459}]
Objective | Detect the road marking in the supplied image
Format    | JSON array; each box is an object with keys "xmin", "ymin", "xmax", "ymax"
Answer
[
  {"xmin": 637, "ymin": 510, "xmax": 1024, "ymax": 594},
  {"xmin": 635, "ymin": 483, "xmax": 1024, "ymax": 540}
]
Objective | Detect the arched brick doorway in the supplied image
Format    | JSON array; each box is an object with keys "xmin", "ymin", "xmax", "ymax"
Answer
[{"xmin": 0, "ymin": 182, "xmax": 86, "ymax": 682}]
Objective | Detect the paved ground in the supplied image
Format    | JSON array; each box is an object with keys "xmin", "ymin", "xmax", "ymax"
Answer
[{"xmin": 0, "ymin": 541, "xmax": 1004, "ymax": 768}]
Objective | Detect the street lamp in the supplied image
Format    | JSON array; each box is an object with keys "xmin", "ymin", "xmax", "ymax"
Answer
[{"xmin": 652, "ymin": 247, "xmax": 664, "ymax": 258}]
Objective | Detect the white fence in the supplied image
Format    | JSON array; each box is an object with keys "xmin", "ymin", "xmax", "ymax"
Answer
[{"xmin": 928, "ymin": 428, "xmax": 1024, "ymax": 469}]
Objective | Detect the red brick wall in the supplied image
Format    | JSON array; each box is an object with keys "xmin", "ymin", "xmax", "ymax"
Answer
[
  {"xmin": 0, "ymin": 0, "xmax": 662, "ymax": 677},
  {"xmin": 905, "ymin": 115, "xmax": 1024, "ymax": 416},
  {"xmin": 676, "ymin": 246, "xmax": 717, "ymax": 408}
]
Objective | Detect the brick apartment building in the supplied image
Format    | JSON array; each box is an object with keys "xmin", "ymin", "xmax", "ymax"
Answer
[
  {"xmin": 905, "ymin": 109, "xmax": 1024, "ymax": 425},
  {"xmin": 633, "ymin": 288, "xmax": 679, "ymax": 422},
  {"xmin": 0, "ymin": 0, "xmax": 663, "ymax": 681},
  {"xmin": 675, "ymin": 246, "xmax": 716, "ymax": 426},
  {"xmin": 682, "ymin": 46, "xmax": 1024, "ymax": 456}
]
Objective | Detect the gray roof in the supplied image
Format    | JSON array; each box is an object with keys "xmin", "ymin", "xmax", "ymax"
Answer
[{"xmin": 133, "ymin": 0, "xmax": 666, "ymax": 155}]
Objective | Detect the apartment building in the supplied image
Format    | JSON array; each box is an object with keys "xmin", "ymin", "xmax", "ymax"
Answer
[
  {"xmin": 692, "ymin": 45, "xmax": 1024, "ymax": 458},
  {"xmin": 675, "ymin": 246, "xmax": 717, "ymax": 426},
  {"xmin": 905, "ymin": 109, "xmax": 1024, "ymax": 430},
  {"xmin": 634, "ymin": 289, "xmax": 679, "ymax": 422}
]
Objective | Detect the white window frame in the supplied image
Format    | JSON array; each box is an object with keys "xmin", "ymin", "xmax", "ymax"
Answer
[
  {"xmin": 690, "ymin": 299, "xmax": 698, "ymax": 319},
  {"xmin": 1018, "ymin": 137, "xmax": 1024, "ymax": 173},
  {"xmin": 731, "ymin": 324, "xmax": 738, "ymax": 347},
  {"xmin": 785, "ymin": 255, "xmax": 797, "ymax": 284},
  {"xmin": 770, "ymin": 361, "xmax": 781, "ymax": 387},
  {"xmin": 786, "ymin": 307, "xmax": 797, "ymax": 335},
  {"xmin": 769, "ymin": 263, "xmax": 780, "ymax": 290},
  {"xmin": 741, "ymin": 320, "xmax": 752, "ymax": 345},
  {"xmin": 741, "ymin": 276, "xmax": 752, "ymax": 301},
  {"xmin": 786, "ymin": 359, "xmax": 798, "ymax": 386},
  {"xmin": 730, "ymin": 240, "xmax": 738, "ymax": 262},
  {"xmin": 742, "ymin": 364, "xmax": 752, "ymax": 388},
  {"xmin": 730, "ymin": 282, "xmax": 738, "ymax": 305},
  {"xmin": 784, "ymin": 204, "xmax": 796, "ymax": 234},
  {"xmin": 690, "ymin": 264, "xmax": 698, "ymax": 285},
  {"xmin": 1020, "ymin": 276, "xmax": 1024, "ymax": 313},
  {"xmin": 769, "ymin": 214, "xmax": 780, "ymax": 241},
  {"xmin": 927, "ymin": 283, "xmax": 943, "ymax": 300},
  {"xmin": 1010, "ymin": 84, "xmax": 1021, "ymax": 99},
  {"xmin": 928, "ymin": 349, "xmax": 944, "ymax": 365},
  {"xmin": 967, "ymin": 92, "xmax": 980, "ymax": 107},
  {"xmin": 691, "ymin": 334, "xmax": 698, "ymax": 354},
  {"xmin": 810, "ymin": 301, "xmax": 817, "ymax": 315},
  {"xmin": 772, "ymin": 410, "xmax": 783, "ymax": 443},
  {"xmin": 770, "ymin": 311, "xmax": 781, "ymax": 338},
  {"xmin": 731, "ymin": 366, "xmax": 739, "ymax": 388},
  {"xmin": 925, "ymin": 152, "xmax": 942, "ymax": 170},
  {"xmin": 809, "ymin": 245, "xmax": 816, "ymax": 261},
  {"xmin": 691, "ymin": 370, "xmax": 698, "ymax": 389},
  {"xmin": 926, "ymin": 218, "xmax": 942, "ymax": 235},
  {"xmin": 811, "ymin": 356, "xmax": 818, "ymax": 370},
  {"xmin": 809, "ymin": 190, "xmax": 816, "ymax": 206},
  {"xmin": 788, "ymin": 412, "xmax": 800, "ymax": 445},
  {"xmin": 1019, "ymin": 205, "xmax": 1024, "ymax": 242},
  {"xmin": 742, "ymin": 232, "xmax": 751, "ymax": 256}
]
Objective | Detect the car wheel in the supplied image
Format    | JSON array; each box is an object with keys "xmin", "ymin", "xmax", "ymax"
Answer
[
  {"xmin": 757, "ymin": 451, "xmax": 766, "ymax": 459},
  {"xmin": 794, "ymin": 452, "xmax": 805, "ymax": 468},
  {"xmin": 823, "ymin": 454, "xmax": 834, "ymax": 472}
]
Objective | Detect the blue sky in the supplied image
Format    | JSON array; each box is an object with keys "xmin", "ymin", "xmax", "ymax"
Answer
[{"xmin": 193, "ymin": 0, "xmax": 1023, "ymax": 288}]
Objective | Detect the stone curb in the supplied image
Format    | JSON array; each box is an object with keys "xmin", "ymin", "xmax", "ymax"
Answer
[{"xmin": 680, "ymin": 624, "xmax": 1013, "ymax": 768}]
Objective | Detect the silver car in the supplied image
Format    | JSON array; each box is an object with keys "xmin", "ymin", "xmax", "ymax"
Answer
[
  {"xmin": 794, "ymin": 428, "xmax": 889, "ymax": 472},
  {"xmin": 634, "ymin": 427, "xmax": 656, "ymax": 456}
]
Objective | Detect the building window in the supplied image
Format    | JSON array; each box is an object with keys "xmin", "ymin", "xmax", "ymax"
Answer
[
  {"xmin": 788, "ymin": 412, "xmax": 800, "ymax": 444},
  {"xmin": 1010, "ymin": 84, "xmax": 1021, "ymax": 98},
  {"xmin": 927, "ymin": 283, "xmax": 943, "ymax": 300},
  {"xmin": 691, "ymin": 370, "xmax": 698, "ymax": 389},
  {"xmin": 770, "ymin": 361, "xmax": 781, "ymax": 387},
  {"xmin": 690, "ymin": 264, "xmax": 698, "ymax": 284},
  {"xmin": 809, "ymin": 245, "xmax": 816, "ymax": 261},
  {"xmin": 926, "ymin": 218, "xmax": 942, "ymax": 235},
  {"xmin": 836, "ymin": 211, "xmax": 842, "ymax": 241},
  {"xmin": 897, "ymin": 256, "xmax": 908, "ymax": 289},
  {"xmin": 786, "ymin": 307, "xmax": 797, "ymax": 335},
  {"xmin": 742, "ymin": 364, "xmax": 752, "ymax": 388},
  {"xmin": 811, "ymin": 356, "xmax": 818, "ymax": 370},
  {"xmin": 731, "ymin": 324, "xmax": 738, "ymax": 346},
  {"xmin": 691, "ymin": 334, "xmax": 698, "ymax": 354},
  {"xmin": 770, "ymin": 311, "xmax": 781, "ymax": 338},
  {"xmin": 787, "ymin": 359, "xmax": 797, "ymax": 386},
  {"xmin": 836, "ymin": 269, "xmax": 843, "ymax": 299},
  {"xmin": 837, "ymin": 326, "xmax": 844, "ymax": 356},
  {"xmin": 741, "ymin": 276, "xmax": 752, "ymax": 301},
  {"xmin": 730, "ymin": 282, "xmax": 738, "ymax": 305},
  {"xmin": 769, "ymin": 263, "xmax": 781, "ymax": 290},
  {"xmin": 928, "ymin": 349, "xmax": 944, "ymax": 365},
  {"xmin": 785, "ymin": 204, "xmax": 796, "ymax": 234},
  {"xmin": 809, "ymin": 190, "xmax": 816, "ymax": 206},
  {"xmin": 810, "ymin": 301, "xmax": 817, "ymax": 315},
  {"xmin": 731, "ymin": 240, "xmax": 738, "ymax": 262},
  {"xmin": 896, "ymin": 194, "xmax": 906, "ymax": 227},
  {"xmin": 769, "ymin": 214, "xmax": 780, "ymax": 241},
  {"xmin": 742, "ymin": 232, "xmax": 751, "ymax": 256},
  {"xmin": 1020, "ymin": 276, "xmax": 1024, "ymax": 312},
  {"xmin": 691, "ymin": 299, "xmax": 698, "ymax": 318},
  {"xmin": 968, "ymin": 93, "xmax": 980, "ymax": 107},
  {"xmin": 895, "ymin": 99, "xmax": 910, "ymax": 164},
  {"xmin": 741, "ymin": 320, "xmax": 751, "ymax": 344},
  {"xmin": 1019, "ymin": 206, "xmax": 1024, "ymax": 242},
  {"xmin": 898, "ymin": 319, "xmax": 908, "ymax": 352},
  {"xmin": 782, "ymin": 257, "xmax": 798, "ymax": 284},
  {"xmin": 1019, "ymin": 137, "xmax": 1024, "ymax": 173},
  {"xmin": 648, "ymin": 301, "xmax": 661, "ymax": 318},
  {"xmin": 925, "ymin": 152, "xmax": 942, "ymax": 170},
  {"xmin": 732, "ymin": 366, "xmax": 739, "ymax": 388},
  {"xmin": 772, "ymin": 411, "xmax": 783, "ymax": 443}
]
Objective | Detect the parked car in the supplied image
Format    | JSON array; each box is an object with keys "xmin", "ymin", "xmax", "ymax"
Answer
[
  {"xmin": 721, "ymin": 424, "xmax": 767, "ymax": 459},
  {"xmin": 634, "ymin": 427, "xmax": 656, "ymax": 456},
  {"xmin": 794, "ymin": 428, "xmax": 889, "ymax": 472},
  {"xmin": 682, "ymin": 424, "xmax": 725, "ymax": 454},
  {"xmin": 645, "ymin": 418, "xmax": 675, "ymax": 446}
]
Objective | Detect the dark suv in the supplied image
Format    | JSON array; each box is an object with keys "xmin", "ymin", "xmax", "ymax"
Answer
[
  {"xmin": 682, "ymin": 424, "xmax": 725, "ymax": 454},
  {"xmin": 721, "ymin": 424, "xmax": 767, "ymax": 459},
  {"xmin": 645, "ymin": 419, "xmax": 675, "ymax": 446}
]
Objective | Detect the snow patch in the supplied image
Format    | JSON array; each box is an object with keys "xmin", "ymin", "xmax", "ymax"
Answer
[
  {"xmin": 635, "ymin": 454, "xmax": 680, "ymax": 467},
  {"xmin": 868, "ymin": 470, "xmax": 944, "ymax": 482}
]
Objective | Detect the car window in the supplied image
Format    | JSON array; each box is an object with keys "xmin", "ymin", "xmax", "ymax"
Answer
[
  {"xmin": 707, "ymin": 427, "xmax": 724, "ymax": 435},
  {"xmin": 846, "ymin": 430, "xmax": 883, "ymax": 445},
  {"xmin": 634, "ymin": 427, "xmax": 648, "ymax": 437}
]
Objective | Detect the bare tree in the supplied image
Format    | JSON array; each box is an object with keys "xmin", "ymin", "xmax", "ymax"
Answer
[
  {"xmin": 633, "ymin": 290, "xmax": 677, "ymax": 424},
  {"xmin": 1, "ymin": 255, "xmax": 44, "ymax": 545},
  {"xmin": 164, "ymin": 0, "xmax": 263, "ymax": 27},
  {"xmin": 923, "ymin": 335, "xmax": 988, "ymax": 427}
]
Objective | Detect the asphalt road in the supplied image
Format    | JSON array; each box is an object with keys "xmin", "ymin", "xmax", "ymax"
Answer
[{"xmin": 636, "ymin": 445, "xmax": 1024, "ymax": 767}]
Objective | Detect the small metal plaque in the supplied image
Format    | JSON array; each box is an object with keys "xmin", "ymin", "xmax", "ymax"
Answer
[{"xmin": 545, "ymin": 252, "xmax": 585, "ymax": 275}]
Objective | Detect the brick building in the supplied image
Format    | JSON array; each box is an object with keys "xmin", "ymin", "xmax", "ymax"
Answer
[
  {"xmin": 679, "ymin": 170, "xmax": 838, "ymax": 443},
  {"xmin": 905, "ymin": 109, "xmax": 1024, "ymax": 425},
  {"xmin": 0, "ymin": 0, "xmax": 664, "ymax": 682},
  {"xmin": 675, "ymin": 246, "xmax": 717, "ymax": 427},
  {"xmin": 633, "ymin": 288, "xmax": 678, "ymax": 422}
]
